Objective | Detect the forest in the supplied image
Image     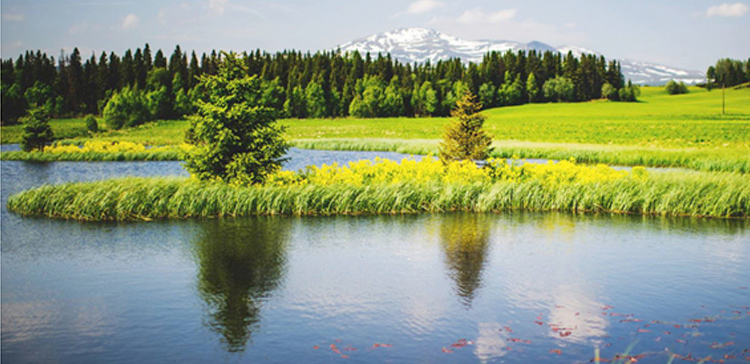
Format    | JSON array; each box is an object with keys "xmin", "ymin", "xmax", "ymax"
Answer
[{"xmin": 2, "ymin": 44, "xmax": 747, "ymax": 126}]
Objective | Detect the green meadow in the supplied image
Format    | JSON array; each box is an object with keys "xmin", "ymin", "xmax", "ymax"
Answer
[{"xmin": 2, "ymin": 86, "xmax": 749, "ymax": 172}]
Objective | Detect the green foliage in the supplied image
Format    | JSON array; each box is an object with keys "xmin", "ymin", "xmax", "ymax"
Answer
[
  {"xmin": 261, "ymin": 78, "xmax": 285, "ymax": 111},
  {"xmin": 283, "ymin": 85, "xmax": 307, "ymax": 118},
  {"xmin": 2, "ymin": 83, "xmax": 28, "ymax": 124},
  {"xmin": 184, "ymin": 52, "xmax": 290, "ymax": 185},
  {"xmin": 23, "ymin": 81, "xmax": 61, "ymax": 114},
  {"xmin": 3, "ymin": 45, "xmax": 632, "ymax": 121},
  {"xmin": 84, "ymin": 114, "xmax": 99, "ymax": 133},
  {"xmin": 304, "ymin": 81, "xmax": 327, "ymax": 118},
  {"xmin": 497, "ymin": 75, "xmax": 524, "ymax": 106},
  {"xmin": 665, "ymin": 80, "xmax": 689, "ymax": 95},
  {"xmin": 439, "ymin": 92, "xmax": 493, "ymax": 163},
  {"xmin": 20, "ymin": 106, "xmax": 54, "ymax": 151},
  {"xmin": 526, "ymin": 73, "xmax": 539, "ymax": 103},
  {"xmin": 601, "ymin": 82, "xmax": 618, "ymax": 101},
  {"xmin": 102, "ymin": 86, "xmax": 151, "ymax": 129},
  {"xmin": 382, "ymin": 76, "xmax": 405, "ymax": 117},
  {"xmin": 543, "ymin": 76, "xmax": 575, "ymax": 102},
  {"xmin": 442, "ymin": 80, "xmax": 470, "ymax": 112},
  {"xmin": 1, "ymin": 148, "xmax": 181, "ymax": 162},
  {"xmin": 709, "ymin": 58, "xmax": 750, "ymax": 88},
  {"xmin": 8, "ymin": 169, "xmax": 750, "ymax": 220},
  {"xmin": 349, "ymin": 75, "xmax": 385, "ymax": 118},
  {"xmin": 618, "ymin": 81, "xmax": 641, "ymax": 102},
  {"xmin": 478, "ymin": 83, "xmax": 497, "ymax": 108}
]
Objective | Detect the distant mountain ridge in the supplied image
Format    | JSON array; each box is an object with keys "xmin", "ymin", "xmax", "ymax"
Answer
[{"xmin": 337, "ymin": 28, "xmax": 704, "ymax": 86}]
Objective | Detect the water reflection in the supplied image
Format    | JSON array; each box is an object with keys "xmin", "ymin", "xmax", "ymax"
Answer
[
  {"xmin": 193, "ymin": 217, "xmax": 291, "ymax": 352},
  {"xmin": 439, "ymin": 213, "xmax": 492, "ymax": 307}
]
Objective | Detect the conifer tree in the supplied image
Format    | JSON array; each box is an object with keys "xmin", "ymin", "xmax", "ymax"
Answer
[
  {"xmin": 20, "ymin": 106, "xmax": 54, "ymax": 151},
  {"xmin": 438, "ymin": 91, "xmax": 492, "ymax": 164},
  {"xmin": 185, "ymin": 52, "xmax": 289, "ymax": 185}
]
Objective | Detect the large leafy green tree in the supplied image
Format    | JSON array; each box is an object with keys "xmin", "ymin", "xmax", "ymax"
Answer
[
  {"xmin": 185, "ymin": 52, "xmax": 289, "ymax": 185},
  {"xmin": 439, "ymin": 91, "xmax": 493, "ymax": 163}
]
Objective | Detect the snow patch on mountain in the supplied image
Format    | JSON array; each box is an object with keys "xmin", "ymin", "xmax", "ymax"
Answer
[{"xmin": 337, "ymin": 28, "xmax": 704, "ymax": 85}]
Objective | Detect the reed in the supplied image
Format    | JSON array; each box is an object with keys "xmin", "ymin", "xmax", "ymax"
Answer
[
  {"xmin": 0, "ymin": 141, "xmax": 187, "ymax": 161},
  {"xmin": 0, "ymin": 149, "xmax": 182, "ymax": 161},
  {"xmin": 8, "ymin": 160, "xmax": 748, "ymax": 220}
]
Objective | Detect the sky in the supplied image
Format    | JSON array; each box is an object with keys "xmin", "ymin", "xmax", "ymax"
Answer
[{"xmin": 1, "ymin": 0, "xmax": 748, "ymax": 71}]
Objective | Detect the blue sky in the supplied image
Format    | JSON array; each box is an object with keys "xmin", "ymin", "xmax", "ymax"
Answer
[{"xmin": 2, "ymin": 0, "xmax": 748, "ymax": 70}]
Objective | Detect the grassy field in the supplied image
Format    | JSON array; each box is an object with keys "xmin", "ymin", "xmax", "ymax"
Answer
[
  {"xmin": 2, "ymin": 86, "xmax": 749, "ymax": 171},
  {"xmin": 1, "ymin": 117, "xmax": 93, "ymax": 143}
]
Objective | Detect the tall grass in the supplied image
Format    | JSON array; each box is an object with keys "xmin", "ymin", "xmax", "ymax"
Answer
[
  {"xmin": 8, "ymin": 170, "xmax": 749, "ymax": 221},
  {"xmin": 0, "ymin": 149, "xmax": 182, "ymax": 161}
]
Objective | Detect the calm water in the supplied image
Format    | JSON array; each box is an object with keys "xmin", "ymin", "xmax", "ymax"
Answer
[{"xmin": 1, "ymin": 150, "xmax": 749, "ymax": 363}]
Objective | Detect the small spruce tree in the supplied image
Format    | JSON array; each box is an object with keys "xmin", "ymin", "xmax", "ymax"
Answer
[
  {"xmin": 184, "ymin": 52, "xmax": 289, "ymax": 185},
  {"xmin": 20, "ymin": 106, "xmax": 54, "ymax": 152},
  {"xmin": 84, "ymin": 114, "xmax": 99, "ymax": 133},
  {"xmin": 439, "ymin": 92, "xmax": 493, "ymax": 164}
]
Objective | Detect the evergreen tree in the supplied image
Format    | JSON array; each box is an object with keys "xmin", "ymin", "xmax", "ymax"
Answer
[
  {"xmin": 526, "ymin": 72, "xmax": 539, "ymax": 103},
  {"xmin": 84, "ymin": 114, "xmax": 99, "ymax": 133},
  {"xmin": 184, "ymin": 52, "xmax": 289, "ymax": 185},
  {"xmin": 153, "ymin": 50, "xmax": 167, "ymax": 68},
  {"xmin": 20, "ymin": 106, "xmax": 54, "ymax": 151},
  {"xmin": 439, "ymin": 91, "xmax": 492, "ymax": 163}
]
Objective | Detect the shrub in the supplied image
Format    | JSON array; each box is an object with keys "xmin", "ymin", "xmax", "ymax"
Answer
[
  {"xmin": 665, "ymin": 80, "xmax": 689, "ymax": 95},
  {"xmin": 618, "ymin": 81, "xmax": 641, "ymax": 102},
  {"xmin": 84, "ymin": 114, "xmax": 98, "ymax": 133}
]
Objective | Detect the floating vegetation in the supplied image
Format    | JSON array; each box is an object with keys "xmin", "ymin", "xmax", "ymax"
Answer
[{"xmin": 7, "ymin": 158, "xmax": 749, "ymax": 220}]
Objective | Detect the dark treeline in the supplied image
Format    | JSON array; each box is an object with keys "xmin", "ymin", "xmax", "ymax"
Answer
[
  {"xmin": 707, "ymin": 58, "xmax": 750, "ymax": 89},
  {"xmin": 1, "ymin": 44, "xmax": 634, "ymax": 125}
]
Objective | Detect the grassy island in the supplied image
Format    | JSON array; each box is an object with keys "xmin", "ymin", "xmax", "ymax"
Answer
[{"xmin": 7, "ymin": 158, "xmax": 749, "ymax": 220}]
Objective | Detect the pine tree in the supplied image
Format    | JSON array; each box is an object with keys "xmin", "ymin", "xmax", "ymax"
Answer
[
  {"xmin": 184, "ymin": 52, "xmax": 289, "ymax": 185},
  {"xmin": 21, "ymin": 106, "xmax": 54, "ymax": 151},
  {"xmin": 526, "ymin": 72, "xmax": 538, "ymax": 103},
  {"xmin": 438, "ymin": 91, "xmax": 492, "ymax": 164}
]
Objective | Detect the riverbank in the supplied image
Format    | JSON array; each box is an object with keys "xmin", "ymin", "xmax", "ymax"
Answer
[{"xmin": 8, "ymin": 158, "xmax": 749, "ymax": 220}]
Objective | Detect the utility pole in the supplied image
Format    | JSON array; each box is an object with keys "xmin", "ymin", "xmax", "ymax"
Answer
[{"xmin": 722, "ymin": 83, "xmax": 725, "ymax": 115}]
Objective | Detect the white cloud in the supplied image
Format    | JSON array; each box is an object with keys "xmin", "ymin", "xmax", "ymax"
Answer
[
  {"xmin": 2, "ymin": 13, "xmax": 25, "ymax": 22},
  {"xmin": 456, "ymin": 8, "xmax": 517, "ymax": 24},
  {"xmin": 69, "ymin": 22, "xmax": 103, "ymax": 36},
  {"xmin": 706, "ymin": 3, "xmax": 749, "ymax": 17},
  {"xmin": 207, "ymin": 0, "xmax": 262, "ymax": 18},
  {"xmin": 429, "ymin": 14, "xmax": 588, "ymax": 48},
  {"xmin": 405, "ymin": 0, "xmax": 444, "ymax": 14},
  {"xmin": 209, "ymin": 0, "xmax": 228, "ymax": 15},
  {"xmin": 564, "ymin": 22, "xmax": 577, "ymax": 29},
  {"xmin": 122, "ymin": 14, "xmax": 139, "ymax": 29}
]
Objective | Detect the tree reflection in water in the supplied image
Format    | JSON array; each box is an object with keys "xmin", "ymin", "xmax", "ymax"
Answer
[
  {"xmin": 439, "ymin": 213, "xmax": 493, "ymax": 307},
  {"xmin": 193, "ymin": 217, "xmax": 290, "ymax": 352}
]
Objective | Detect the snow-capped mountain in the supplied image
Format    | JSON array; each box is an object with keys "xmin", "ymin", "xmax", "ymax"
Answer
[{"xmin": 337, "ymin": 28, "xmax": 704, "ymax": 85}]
